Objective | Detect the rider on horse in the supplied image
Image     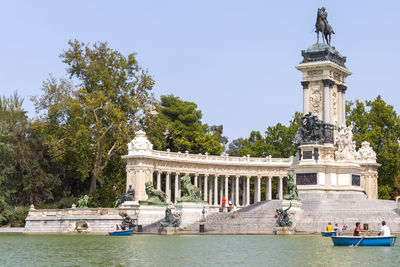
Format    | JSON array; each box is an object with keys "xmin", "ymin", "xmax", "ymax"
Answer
[{"xmin": 315, "ymin": 7, "xmax": 335, "ymax": 45}]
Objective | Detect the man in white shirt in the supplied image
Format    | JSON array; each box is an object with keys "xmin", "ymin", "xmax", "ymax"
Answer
[{"xmin": 378, "ymin": 221, "xmax": 391, "ymax": 237}]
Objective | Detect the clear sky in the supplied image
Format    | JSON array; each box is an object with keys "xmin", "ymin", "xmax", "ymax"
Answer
[{"xmin": 1, "ymin": 1, "xmax": 399, "ymax": 143}]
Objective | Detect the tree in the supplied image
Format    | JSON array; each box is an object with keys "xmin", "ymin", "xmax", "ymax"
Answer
[
  {"xmin": 227, "ymin": 112, "xmax": 302, "ymax": 158},
  {"xmin": 347, "ymin": 96, "xmax": 400, "ymax": 199},
  {"xmin": 143, "ymin": 94, "xmax": 227, "ymax": 155},
  {"xmin": 35, "ymin": 40, "xmax": 155, "ymax": 194}
]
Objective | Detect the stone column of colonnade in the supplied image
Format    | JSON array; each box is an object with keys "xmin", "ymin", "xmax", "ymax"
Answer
[{"xmin": 150, "ymin": 171, "xmax": 284, "ymax": 207}]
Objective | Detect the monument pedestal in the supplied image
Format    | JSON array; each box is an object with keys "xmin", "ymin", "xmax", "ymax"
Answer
[
  {"xmin": 159, "ymin": 226, "xmax": 176, "ymax": 235},
  {"xmin": 138, "ymin": 205, "xmax": 167, "ymax": 226},
  {"xmin": 121, "ymin": 201, "xmax": 140, "ymax": 209},
  {"xmin": 275, "ymin": 227, "xmax": 295, "ymax": 235},
  {"xmin": 175, "ymin": 202, "xmax": 207, "ymax": 228}
]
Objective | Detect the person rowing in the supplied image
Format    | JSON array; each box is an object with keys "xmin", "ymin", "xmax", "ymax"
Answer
[
  {"xmin": 377, "ymin": 221, "xmax": 391, "ymax": 237},
  {"xmin": 353, "ymin": 222, "xmax": 371, "ymax": 236}
]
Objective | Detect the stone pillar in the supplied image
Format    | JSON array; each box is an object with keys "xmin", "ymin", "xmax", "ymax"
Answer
[
  {"xmin": 339, "ymin": 85, "xmax": 347, "ymax": 124},
  {"xmin": 156, "ymin": 171, "xmax": 161, "ymax": 191},
  {"xmin": 242, "ymin": 178, "xmax": 246, "ymax": 206},
  {"xmin": 225, "ymin": 176, "xmax": 229, "ymax": 202},
  {"xmin": 301, "ymin": 81, "xmax": 309, "ymax": 114},
  {"xmin": 166, "ymin": 173, "xmax": 171, "ymax": 203},
  {"xmin": 178, "ymin": 175, "xmax": 181, "ymax": 197},
  {"xmin": 203, "ymin": 175, "xmax": 208, "ymax": 202},
  {"xmin": 266, "ymin": 177, "xmax": 272, "ymax": 200},
  {"xmin": 278, "ymin": 176, "xmax": 283, "ymax": 200},
  {"xmin": 199, "ymin": 175, "xmax": 202, "ymax": 193},
  {"xmin": 256, "ymin": 177, "xmax": 261, "ymax": 202},
  {"xmin": 322, "ymin": 79, "xmax": 335, "ymax": 124},
  {"xmin": 219, "ymin": 178, "xmax": 223, "ymax": 205},
  {"xmin": 194, "ymin": 174, "xmax": 198, "ymax": 187},
  {"xmin": 235, "ymin": 176, "xmax": 240, "ymax": 206},
  {"xmin": 246, "ymin": 176, "xmax": 250, "ymax": 205},
  {"xmin": 208, "ymin": 177, "xmax": 213, "ymax": 205},
  {"xmin": 174, "ymin": 173, "xmax": 179, "ymax": 203},
  {"xmin": 230, "ymin": 177, "xmax": 234, "ymax": 203},
  {"xmin": 254, "ymin": 176, "xmax": 258, "ymax": 203},
  {"xmin": 214, "ymin": 176, "xmax": 218, "ymax": 206}
]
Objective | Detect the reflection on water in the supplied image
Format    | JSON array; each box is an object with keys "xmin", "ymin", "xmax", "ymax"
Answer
[{"xmin": 0, "ymin": 234, "xmax": 399, "ymax": 266}]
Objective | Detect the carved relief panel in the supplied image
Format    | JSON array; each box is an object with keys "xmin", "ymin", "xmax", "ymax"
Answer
[{"xmin": 309, "ymin": 81, "xmax": 322, "ymax": 119}]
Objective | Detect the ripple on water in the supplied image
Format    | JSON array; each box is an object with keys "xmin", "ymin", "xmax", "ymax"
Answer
[{"xmin": 0, "ymin": 234, "xmax": 399, "ymax": 267}]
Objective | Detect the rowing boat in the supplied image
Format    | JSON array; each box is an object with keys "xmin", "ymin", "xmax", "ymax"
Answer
[
  {"xmin": 321, "ymin": 231, "xmax": 336, "ymax": 237},
  {"xmin": 331, "ymin": 236, "xmax": 396, "ymax": 246},
  {"xmin": 108, "ymin": 229, "xmax": 133, "ymax": 236}
]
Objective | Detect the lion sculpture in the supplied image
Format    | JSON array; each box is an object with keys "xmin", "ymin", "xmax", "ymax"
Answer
[
  {"xmin": 177, "ymin": 176, "xmax": 202, "ymax": 202},
  {"xmin": 142, "ymin": 181, "xmax": 166, "ymax": 204}
]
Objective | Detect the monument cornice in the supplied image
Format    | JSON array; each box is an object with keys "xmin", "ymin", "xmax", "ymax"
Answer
[{"xmin": 296, "ymin": 61, "xmax": 352, "ymax": 76}]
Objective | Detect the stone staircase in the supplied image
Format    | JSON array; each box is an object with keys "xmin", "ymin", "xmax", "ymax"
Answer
[
  {"xmin": 185, "ymin": 200, "xmax": 282, "ymax": 234},
  {"xmin": 296, "ymin": 198, "xmax": 400, "ymax": 233}
]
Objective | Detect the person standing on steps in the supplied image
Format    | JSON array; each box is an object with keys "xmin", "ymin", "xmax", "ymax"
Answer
[
  {"xmin": 232, "ymin": 205, "xmax": 237, "ymax": 219},
  {"xmin": 222, "ymin": 196, "xmax": 226, "ymax": 212}
]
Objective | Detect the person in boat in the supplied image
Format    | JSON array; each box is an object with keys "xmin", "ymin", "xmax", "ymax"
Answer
[
  {"xmin": 353, "ymin": 222, "xmax": 371, "ymax": 236},
  {"xmin": 336, "ymin": 224, "xmax": 348, "ymax": 236},
  {"xmin": 334, "ymin": 223, "xmax": 339, "ymax": 232},
  {"xmin": 116, "ymin": 224, "xmax": 120, "ymax": 231},
  {"xmin": 326, "ymin": 222, "xmax": 333, "ymax": 232},
  {"xmin": 377, "ymin": 221, "xmax": 391, "ymax": 237}
]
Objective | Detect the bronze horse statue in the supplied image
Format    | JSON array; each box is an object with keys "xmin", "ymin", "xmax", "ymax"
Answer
[{"xmin": 315, "ymin": 7, "xmax": 335, "ymax": 45}]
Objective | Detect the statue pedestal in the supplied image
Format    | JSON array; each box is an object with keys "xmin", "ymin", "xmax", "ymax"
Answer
[
  {"xmin": 121, "ymin": 201, "xmax": 140, "ymax": 209},
  {"xmin": 175, "ymin": 202, "xmax": 207, "ymax": 228},
  {"xmin": 275, "ymin": 227, "xmax": 295, "ymax": 235},
  {"xmin": 159, "ymin": 226, "xmax": 176, "ymax": 235},
  {"xmin": 138, "ymin": 205, "xmax": 167, "ymax": 226}
]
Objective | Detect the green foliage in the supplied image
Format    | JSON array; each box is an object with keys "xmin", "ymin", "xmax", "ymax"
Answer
[
  {"xmin": 143, "ymin": 94, "xmax": 227, "ymax": 155},
  {"xmin": 34, "ymin": 40, "xmax": 156, "ymax": 194},
  {"xmin": 347, "ymin": 96, "xmax": 400, "ymax": 199},
  {"xmin": 227, "ymin": 112, "xmax": 302, "ymax": 157}
]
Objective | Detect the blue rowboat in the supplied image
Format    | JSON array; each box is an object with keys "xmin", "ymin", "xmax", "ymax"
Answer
[
  {"xmin": 321, "ymin": 231, "xmax": 336, "ymax": 237},
  {"xmin": 331, "ymin": 236, "xmax": 396, "ymax": 246},
  {"xmin": 108, "ymin": 229, "xmax": 133, "ymax": 236}
]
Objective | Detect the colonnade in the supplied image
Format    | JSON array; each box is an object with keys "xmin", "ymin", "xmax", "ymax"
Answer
[{"xmin": 154, "ymin": 172, "xmax": 285, "ymax": 206}]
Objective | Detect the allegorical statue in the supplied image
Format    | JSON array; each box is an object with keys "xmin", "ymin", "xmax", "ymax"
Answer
[
  {"xmin": 158, "ymin": 207, "xmax": 182, "ymax": 232},
  {"xmin": 119, "ymin": 212, "xmax": 135, "ymax": 230},
  {"xmin": 295, "ymin": 112, "xmax": 324, "ymax": 145},
  {"xmin": 113, "ymin": 185, "xmax": 136, "ymax": 208},
  {"xmin": 176, "ymin": 176, "xmax": 203, "ymax": 202},
  {"xmin": 315, "ymin": 7, "xmax": 335, "ymax": 45},
  {"xmin": 276, "ymin": 202, "xmax": 292, "ymax": 228},
  {"xmin": 284, "ymin": 172, "xmax": 299, "ymax": 201}
]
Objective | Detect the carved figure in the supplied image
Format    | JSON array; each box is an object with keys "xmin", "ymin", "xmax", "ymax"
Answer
[
  {"xmin": 335, "ymin": 125, "xmax": 356, "ymax": 161},
  {"xmin": 276, "ymin": 202, "xmax": 292, "ymax": 227},
  {"xmin": 76, "ymin": 195, "xmax": 89, "ymax": 208},
  {"xmin": 144, "ymin": 181, "xmax": 166, "ymax": 203},
  {"xmin": 284, "ymin": 172, "xmax": 299, "ymax": 201},
  {"xmin": 158, "ymin": 207, "xmax": 182, "ymax": 231},
  {"xmin": 315, "ymin": 7, "xmax": 335, "ymax": 45},
  {"xmin": 119, "ymin": 212, "xmax": 135, "ymax": 230},
  {"xmin": 128, "ymin": 130, "xmax": 153, "ymax": 155},
  {"xmin": 295, "ymin": 113, "xmax": 324, "ymax": 145},
  {"xmin": 124, "ymin": 185, "xmax": 135, "ymax": 201},
  {"xmin": 176, "ymin": 176, "xmax": 202, "ymax": 202},
  {"xmin": 356, "ymin": 141, "xmax": 377, "ymax": 162}
]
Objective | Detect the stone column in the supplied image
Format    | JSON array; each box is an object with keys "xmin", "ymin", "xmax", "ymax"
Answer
[
  {"xmin": 278, "ymin": 176, "xmax": 283, "ymax": 200},
  {"xmin": 208, "ymin": 177, "xmax": 213, "ymax": 205},
  {"xmin": 166, "ymin": 173, "xmax": 171, "ymax": 203},
  {"xmin": 301, "ymin": 81, "xmax": 309, "ymax": 114},
  {"xmin": 256, "ymin": 177, "xmax": 261, "ymax": 202},
  {"xmin": 203, "ymin": 175, "xmax": 208, "ymax": 202},
  {"xmin": 156, "ymin": 171, "xmax": 161, "ymax": 191},
  {"xmin": 199, "ymin": 175, "xmax": 202, "ymax": 192},
  {"xmin": 242, "ymin": 178, "xmax": 246, "ymax": 206},
  {"xmin": 194, "ymin": 174, "xmax": 198, "ymax": 187},
  {"xmin": 214, "ymin": 176, "xmax": 218, "ymax": 206},
  {"xmin": 235, "ymin": 176, "xmax": 240, "ymax": 206},
  {"xmin": 225, "ymin": 176, "xmax": 229, "ymax": 202},
  {"xmin": 337, "ymin": 87, "xmax": 343, "ymax": 126},
  {"xmin": 178, "ymin": 175, "xmax": 181, "ymax": 197},
  {"xmin": 266, "ymin": 177, "xmax": 272, "ymax": 200},
  {"xmin": 254, "ymin": 176, "xmax": 258, "ymax": 203},
  {"xmin": 174, "ymin": 174, "xmax": 179, "ymax": 203},
  {"xmin": 219, "ymin": 178, "xmax": 223, "ymax": 205},
  {"xmin": 322, "ymin": 79, "xmax": 335, "ymax": 124},
  {"xmin": 339, "ymin": 85, "xmax": 347, "ymax": 125},
  {"xmin": 246, "ymin": 176, "xmax": 250, "ymax": 205},
  {"xmin": 230, "ymin": 177, "xmax": 234, "ymax": 203}
]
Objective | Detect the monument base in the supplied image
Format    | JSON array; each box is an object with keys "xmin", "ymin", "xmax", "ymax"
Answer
[
  {"xmin": 275, "ymin": 227, "xmax": 295, "ymax": 235},
  {"xmin": 175, "ymin": 202, "xmax": 207, "ymax": 228},
  {"xmin": 159, "ymin": 226, "xmax": 176, "ymax": 235},
  {"xmin": 138, "ymin": 205, "xmax": 167, "ymax": 226},
  {"xmin": 121, "ymin": 201, "xmax": 140, "ymax": 209}
]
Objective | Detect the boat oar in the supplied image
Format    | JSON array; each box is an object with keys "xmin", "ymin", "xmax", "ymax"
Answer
[{"xmin": 353, "ymin": 232, "xmax": 368, "ymax": 247}]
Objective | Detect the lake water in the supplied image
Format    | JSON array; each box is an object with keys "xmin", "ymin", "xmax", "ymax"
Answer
[{"xmin": 0, "ymin": 234, "xmax": 399, "ymax": 266}]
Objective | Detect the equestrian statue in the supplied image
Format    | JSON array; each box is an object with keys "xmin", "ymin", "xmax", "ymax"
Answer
[{"xmin": 315, "ymin": 7, "xmax": 335, "ymax": 45}]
